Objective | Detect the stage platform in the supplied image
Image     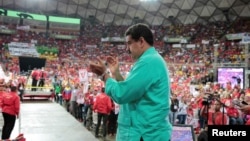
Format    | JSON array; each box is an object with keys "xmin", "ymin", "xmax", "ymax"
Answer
[
  {"xmin": 23, "ymin": 90, "xmax": 52, "ymax": 100},
  {"xmin": 0, "ymin": 101, "xmax": 99, "ymax": 141}
]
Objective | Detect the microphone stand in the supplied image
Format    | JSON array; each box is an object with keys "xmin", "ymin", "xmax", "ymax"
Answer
[
  {"xmin": 203, "ymin": 93, "xmax": 212, "ymax": 125},
  {"xmin": 206, "ymin": 98, "xmax": 209, "ymax": 125},
  {"xmin": 200, "ymin": 97, "xmax": 210, "ymax": 127}
]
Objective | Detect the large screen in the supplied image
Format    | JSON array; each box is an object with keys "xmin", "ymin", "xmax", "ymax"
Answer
[
  {"xmin": 217, "ymin": 67, "xmax": 244, "ymax": 89},
  {"xmin": 171, "ymin": 124, "xmax": 195, "ymax": 141}
]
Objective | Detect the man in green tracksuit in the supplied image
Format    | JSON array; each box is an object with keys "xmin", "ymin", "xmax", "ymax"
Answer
[{"xmin": 90, "ymin": 23, "xmax": 172, "ymax": 141}]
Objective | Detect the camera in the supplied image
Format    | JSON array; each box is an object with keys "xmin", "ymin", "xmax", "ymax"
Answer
[
  {"xmin": 202, "ymin": 96, "xmax": 213, "ymax": 106},
  {"xmin": 202, "ymin": 93, "xmax": 219, "ymax": 106}
]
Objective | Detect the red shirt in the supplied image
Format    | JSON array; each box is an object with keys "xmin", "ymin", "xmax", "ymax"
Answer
[
  {"xmin": 39, "ymin": 71, "xmax": 47, "ymax": 80},
  {"xmin": 232, "ymin": 92, "xmax": 240, "ymax": 99},
  {"xmin": 93, "ymin": 93, "xmax": 112, "ymax": 115},
  {"xmin": 62, "ymin": 87, "xmax": 72, "ymax": 101},
  {"xmin": 0, "ymin": 91, "xmax": 7, "ymax": 109},
  {"xmin": 85, "ymin": 93, "xmax": 94, "ymax": 105},
  {"xmin": 84, "ymin": 92, "xmax": 91, "ymax": 105},
  {"xmin": 1, "ymin": 91, "xmax": 20, "ymax": 116},
  {"xmin": 31, "ymin": 70, "xmax": 39, "ymax": 80},
  {"xmin": 208, "ymin": 111, "xmax": 228, "ymax": 125},
  {"xmin": 227, "ymin": 107, "xmax": 239, "ymax": 118},
  {"xmin": 246, "ymin": 119, "xmax": 250, "ymax": 125}
]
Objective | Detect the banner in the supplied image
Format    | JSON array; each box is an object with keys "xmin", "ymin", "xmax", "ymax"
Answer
[
  {"xmin": 101, "ymin": 37, "xmax": 109, "ymax": 42},
  {"xmin": 117, "ymin": 44, "xmax": 125, "ymax": 49},
  {"xmin": 86, "ymin": 45, "xmax": 97, "ymax": 48},
  {"xmin": 186, "ymin": 44, "xmax": 196, "ymax": 48},
  {"xmin": 164, "ymin": 37, "xmax": 190, "ymax": 43},
  {"xmin": 36, "ymin": 46, "xmax": 58, "ymax": 55},
  {"xmin": 101, "ymin": 37, "xmax": 125, "ymax": 42},
  {"xmin": 16, "ymin": 25, "xmax": 30, "ymax": 31},
  {"xmin": 79, "ymin": 69, "xmax": 89, "ymax": 93},
  {"xmin": 225, "ymin": 33, "xmax": 246, "ymax": 40},
  {"xmin": 31, "ymin": 39, "xmax": 37, "ymax": 44},
  {"xmin": 36, "ymin": 46, "xmax": 58, "ymax": 59},
  {"xmin": 79, "ymin": 69, "xmax": 88, "ymax": 82},
  {"xmin": 0, "ymin": 29, "xmax": 16, "ymax": 34},
  {"xmin": 241, "ymin": 35, "xmax": 250, "ymax": 43},
  {"xmin": 8, "ymin": 42, "xmax": 39, "ymax": 57},
  {"xmin": 50, "ymin": 34, "xmax": 78, "ymax": 40},
  {"xmin": 172, "ymin": 44, "xmax": 181, "ymax": 48},
  {"xmin": 202, "ymin": 40, "xmax": 210, "ymax": 44},
  {"xmin": 0, "ymin": 65, "xmax": 7, "ymax": 81}
]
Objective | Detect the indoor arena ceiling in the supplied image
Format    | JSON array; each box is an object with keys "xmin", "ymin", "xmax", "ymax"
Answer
[{"xmin": 0, "ymin": 0, "xmax": 250, "ymax": 26}]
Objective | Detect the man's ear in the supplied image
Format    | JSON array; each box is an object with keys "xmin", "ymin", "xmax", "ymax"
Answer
[{"xmin": 139, "ymin": 37, "xmax": 145, "ymax": 48}]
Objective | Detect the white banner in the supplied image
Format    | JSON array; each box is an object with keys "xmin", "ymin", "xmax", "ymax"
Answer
[
  {"xmin": 0, "ymin": 65, "xmax": 10, "ymax": 82},
  {"xmin": 202, "ymin": 40, "xmax": 210, "ymax": 44},
  {"xmin": 0, "ymin": 65, "xmax": 6, "ymax": 80},
  {"xmin": 82, "ymin": 81, "xmax": 89, "ymax": 94},
  {"xmin": 79, "ymin": 69, "xmax": 88, "ymax": 82},
  {"xmin": 186, "ymin": 44, "xmax": 196, "ymax": 48},
  {"xmin": 111, "ymin": 37, "xmax": 125, "ymax": 42},
  {"xmin": 101, "ymin": 37, "xmax": 109, "ymax": 42},
  {"xmin": 101, "ymin": 37, "xmax": 125, "ymax": 42},
  {"xmin": 172, "ymin": 44, "xmax": 181, "ymax": 48},
  {"xmin": 241, "ymin": 35, "xmax": 250, "ymax": 43},
  {"xmin": 86, "ymin": 44, "xmax": 97, "ymax": 48},
  {"xmin": 117, "ymin": 44, "xmax": 125, "ymax": 49},
  {"xmin": 16, "ymin": 25, "xmax": 30, "ymax": 31},
  {"xmin": 8, "ymin": 42, "xmax": 39, "ymax": 57},
  {"xmin": 31, "ymin": 39, "xmax": 37, "ymax": 44}
]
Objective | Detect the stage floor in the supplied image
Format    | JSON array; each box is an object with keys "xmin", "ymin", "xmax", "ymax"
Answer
[{"xmin": 0, "ymin": 101, "xmax": 98, "ymax": 141}]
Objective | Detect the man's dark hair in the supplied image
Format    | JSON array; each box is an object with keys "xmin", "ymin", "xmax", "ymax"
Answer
[{"xmin": 125, "ymin": 23, "xmax": 154, "ymax": 46}]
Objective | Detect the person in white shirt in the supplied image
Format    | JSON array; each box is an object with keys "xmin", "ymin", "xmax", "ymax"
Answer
[
  {"xmin": 70, "ymin": 83, "xmax": 79, "ymax": 118},
  {"xmin": 177, "ymin": 96, "xmax": 188, "ymax": 124}
]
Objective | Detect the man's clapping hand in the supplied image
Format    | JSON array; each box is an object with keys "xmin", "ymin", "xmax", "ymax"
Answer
[{"xmin": 89, "ymin": 57, "xmax": 106, "ymax": 76}]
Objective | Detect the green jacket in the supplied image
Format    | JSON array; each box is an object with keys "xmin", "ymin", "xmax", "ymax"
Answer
[
  {"xmin": 105, "ymin": 47, "xmax": 172, "ymax": 141},
  {"xmin": 55, "ymin": 85, "xmax": 61, "ymax": 94}
]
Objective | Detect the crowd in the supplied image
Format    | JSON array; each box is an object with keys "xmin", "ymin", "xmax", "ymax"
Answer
[
  {"xmin": 49, "ymin": 80, "xmax": 119, "ymax": 140},
  {"xmin": 0, "ymin": 19, "xmax": 250, "ymax": 140}
]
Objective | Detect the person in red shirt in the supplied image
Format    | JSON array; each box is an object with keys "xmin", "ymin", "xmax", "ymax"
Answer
[
  {"xmin": 17, "ymin": 79, "xmax": 25, "ymax": 102},
  {"xmin": 62, "ymin": 84, "xmax": 72, "ymax": 112},
  {"xmin": 227, "ymin": 102, "xmax": 244, "ymax": 125},
  {"xmin": 207, "ymin": 101, "xmax": 228, "ymax": 125},
  {"xmin": 38, "ymin": 68, "xmax": 47, "ymax": 89},
  {"xmin": 1, "ymin": 86, "xmax": 20, "ymax": 140},
  {"xmin": 85, "ymin": 89, "xmax": 98, "ymax": 130},
  {"xmin": 83, "ymin": 91, "xmax": 91, "ymax": 127},
  {"xmin": 196, "ymin": 93, "xmax": 206, "ymax": 130},
  {"xmin": 0, "ymin": 78, "xmax": 6, "ymax": 106},
  {"xmin": 225, "ymin": 81, "xmax": 232, "ymax": 92},
  {"xmin": 93, "ymin": 87, "xmax": 112, "ymax": 140},
  {"xmin": 31, "ymin": 68, "xmax": 38, "ymax": 91},
  {"xmin": 231, "ymin": 88, "xmax": 240, "ymax": 99}
]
